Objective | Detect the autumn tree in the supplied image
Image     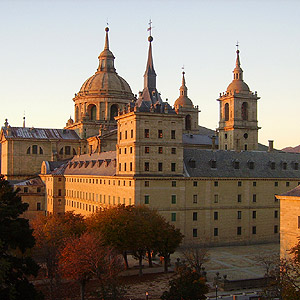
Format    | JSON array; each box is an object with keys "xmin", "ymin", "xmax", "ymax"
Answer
[
  {"xmin": 161, "ymin": 266, "xmax": 208, "ymax": 300},
  {"xmin": 0, "ymin": 175, "xmax": 43, "ymax": 300},
  {"xmin": 59, "ymin": 232, "xmax": 124, "ymax": 300},
  {"xmin": 32, "ymin": 211, "xmax": 86, "ymax": 299}
]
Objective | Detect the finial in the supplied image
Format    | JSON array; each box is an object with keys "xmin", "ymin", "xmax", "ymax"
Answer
[
  {"xmin": 23, "ymin": 115, "xmax": 26, "ymax": 128},
  {"xmin": 147, "ymin": 19, "xmax": 153, "ymax": 42},
  {"xmin": 236, "ymin": 41, "xmax": 239, "ymax": 52},
  {"xmin": 104, "ymin": 26, "xmax": 109, "ymax": 50},
  {"xmin": 4, "ymin": 118, "xmax": 8, "ymax": 128}
]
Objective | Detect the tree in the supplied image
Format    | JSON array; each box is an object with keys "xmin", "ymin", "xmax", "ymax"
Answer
[
  {"xmin": 0, "ymin": 175, "xmax": 43, "ymax": 300},
  {"xmin": 59, "ymin": 232, "xmax": 124, "ymax": 300},
  {"xmin": 32, "ymin": 211, "xmax": 86, "ymax": 299},
  {"xmin": 161, "ymin": 266, "xmax": 208, "ymax": 300}
]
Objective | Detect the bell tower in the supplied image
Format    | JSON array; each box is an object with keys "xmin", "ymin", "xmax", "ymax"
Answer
[{"xmin": 217, "ymin": 48, "xmax": 260, "ymax": 151}]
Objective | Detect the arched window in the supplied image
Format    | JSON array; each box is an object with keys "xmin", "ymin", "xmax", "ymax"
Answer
[
  {"xmin": 110, "ymin": 104, "xmax": 119, "ymax": 120},
  {"xmin": 75, "ymin": 106, "xmax": 79, "ymax": 122},
  {"xmin": 90, "ymin": 105, "xmax": 96, "ymax": 121},
  {"xmin": 225, "ymin": 103, "xmax": 229, "ymax": 121},
  {"xmin": 242, "ymin": 102, "xmax": 248, "ymax": 120},
  {"xmin": 39, "ymin": 147, "xmax": 43, "ymax": 154},
  {"xmin": 27, "ymin": 147, "xmax": 31, "ymax": 154},
  {"xmin": 185, "ymin": 115, "xmax": 191, "ymax": 130}
]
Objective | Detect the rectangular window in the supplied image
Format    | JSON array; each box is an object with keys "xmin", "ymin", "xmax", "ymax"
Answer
[
  {"xmin": 193, "ymin": 194, "xmax": 198, "ymax": 204},
  {"xmin": 286, "ymin": 182, "xmax": 290, "ymax": 187},
  {"xmin": 238, "ymin": 194, "xmax": 242, "ymax": 202},
  {"xmin": 32, "ymin": 145, "xmax": 38, "ymax": 154},
  {"xmin": 144, "ymin": 162, "xmax": 149, "ymax": 171},
  {"xmin": 124, "ymin": 163, "xmax": 127, "ymax": 171},
  {"xmin": 171, "ymin": 163, "xmax": 176, "ymax": 172},
  {"xmin": 275, "ymin": 181, "xmax": 278, "ymax": 187},
  {"xmin": 214, "ymin": 181, "xmax": 218, "ymax": 187},
  {"xmin": 130, "ymin": 162, "xmax": 132, "ymax": 171},
  {"xmin": 124, "ymin": 148, "xmax": 127, "ymax": 154},
  {"xmin": 119, "ymin": 163, "xmax": 121, "ymax": 171},
  {"xmin": 171, "ymin": 213, "xmax": 176, "ymax": 222},
  {"xmin": 171, "ymin": 195, "xmax": 176, "ymax": 204},
  {"xmin": 252, "ymin": 226, "xmax": 256, "ymax": 235},
  {"xmin": 238, "ymin": 181, "xmax": 242, "ymax": 187},
  {"xmin": 37, "ymin": 202, "xmax": 41, "ymax": 211},
  {"xmin": 37, "ymin": 187, "xmax": 41, "ymax": 193},
  {"xmin": 211, "ymin": 160, "xmax": 217, "ymax": 169},
  {"xmin": 158, "ymin": 130, "xmax": 163, "ymax": 138},
  {"xmin": 214, "ymin": 211, "xmax": 218, "ymax": 220},
  {"xmin": 172, "ymin": 181, "xmax": 176, "ymax": 187},
  {"xmin": 253, "ymin": 181, "xmax": 256, "ymax": 187},
  {"xmin": 193, "ymin": 228, "xmax": 197, "ymax": 237},
  {"xmin": 145, "ymin": 181, "xmax": 149, "ymax": 187},
  {"xmin": 193, "ymin": 212, "xmax": 197, "ymax": 221},
  {"xmin": 24, "ymin": 187, "xmax": 28, "ymax": 193},
  {"xmin": 274, "ymin": 210, "xmax": 278, "ymax": 218},
  {"xmin": 65, "ymin": 146, "xmax": 71, "ymax": 155},
  {"xmin": 158, "ymin": 147, "xmax": 163, "ymax": 154},
  {"xmin": 237, "ymin": 211, "xmax": 242, "ymax": 219},
  {"xmin": 145, "ymin": 147, "xmax": 150, "ymax": 154},
  {"xmin": 130, "ymin": 147, "xmax": 133, "ymax": 154},
  {"xmin": 252, "ymin": 194, "xmax": 256, "ymax": 202},
  {"xmin": 158, "ymin": 162, "xmax": 163, "ymax": 172},
  {"xmin": 171, "ymin": 148, "xmax": 176, "ymax": 154},
  {"xmin": 131, "ymin": 129, "xmax": 133, "ymax": 138},
  {"xmin": 234, "ymin": 161, "xmax": 240, "ymax": 169},
  {"xmin": 144, "ymin": 195, "xmax": 150, "ymax": 204},
  {"xmin": 171, "ymin": 130, "xmax": 176, "ymax": 139},
  {"xmin": 193, "ymin": 181, "xmax": 198, "ymax": 187},
  {"xmin": 237, "ymin": 226, "xmax": 242, "ymax": 235},
  {"xmin": 58, "ymin": 189, "xmax": 62, "ymax": 196},
  {"xmin": 214, "ymin": 194, "xmax": 219, "ymax": 203},
  {"xmin": 214, "ymin": 228, "xmax": 218, "ymax": 236},
  {"xmin": 252, "ymin": 211, "xmax": 256, "ymax": 219},
  {"xmin": 145, "ymin": 129, "xmax": 149, "ymax": 138},
  {"xmin": 119, "ymin": 132, "xmax": 122, "ymax": 140},
  {"xmin": 274, "ymin": 225, "xmax": 278, "ymax": 234},
  {"xmin": 298, "ymin": 216, "xmax": 300, "ymax": 229}
]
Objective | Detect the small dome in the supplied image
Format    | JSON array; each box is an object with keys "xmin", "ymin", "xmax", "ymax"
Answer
[
  {"xmin": 227, "ymin": 80, "xmax": 250, "ymax": 93},
  {"xmin": 174, "ymin": 96, "xmax": 193, "ymax": 108}
]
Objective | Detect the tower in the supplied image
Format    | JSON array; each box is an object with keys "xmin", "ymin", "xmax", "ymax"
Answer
[
  {"xmin": 174, "ymin": 71, "xmax": 199, "ymax": 134},
  {"xmin": 65, "ymin": 27, "xmax": 135, "ymax": 138},
  {"xmin": 217, "ymin": 48, "xmax": 260, "ymax": 151}
]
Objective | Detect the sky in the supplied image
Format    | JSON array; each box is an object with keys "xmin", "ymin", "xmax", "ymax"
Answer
[{"xmin": 0, "ymin": 0, "xmax": 299, "ymax": 149}]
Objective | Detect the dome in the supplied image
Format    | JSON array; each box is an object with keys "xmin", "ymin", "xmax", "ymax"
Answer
[
  {"xmin": 226, "ymin": 80, "xmax": 250, "ymax": 93},
  {"xmin": 174, "ymin": 95, "xmax": 193, "ymax": 107}
]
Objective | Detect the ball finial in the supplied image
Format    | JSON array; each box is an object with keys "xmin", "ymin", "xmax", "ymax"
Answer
[
  {"xmin": 105, "ymin": 27, "xmax": 109, "ymax": 32},
  {"xmin": 148, "ymin": 36, "xmax": 153, "ymax": 42}
]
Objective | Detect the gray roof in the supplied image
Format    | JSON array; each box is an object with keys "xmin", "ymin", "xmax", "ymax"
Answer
[
  {"xmin": 14, "ymin": 177, "xmax": 44, "ymax": 187},
  {"xmin": 2, "ymin": 127, "xmax": 80, "ymax": 140},
  {"xmin": 184, "ymin": 148, "xmax": 300, "ymax": 178},
  {"xmin": 280, "ymin": 185, "xmax": 300, "ymax": 197},
  {"xmin": 183, "ymin": 134, "xmax": 219, "ymax": 145}
]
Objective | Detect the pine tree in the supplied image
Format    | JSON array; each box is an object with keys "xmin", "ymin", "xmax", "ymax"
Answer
[{"xmin": 0, "ymin": 175, "xmax": 43, "ymax": 300}]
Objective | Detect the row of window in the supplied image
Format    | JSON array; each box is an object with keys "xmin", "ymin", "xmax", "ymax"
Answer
[
  {"xmin": 119, "ymin": 129, "xmax": 176, "ymax": 140},
  {"xmin": 144, "ymin": 162, "xmax": 176, "ymax": 172},
  {"xmin": 22, "ymin": 187, "xmax": 42, "ymax": 193},
  {"xmin": 66, "ymin": 177, "xmax": 131, "ymax": 186},
  {"xmin": 144, "ymin": 146, "xmax": 176, "ymax": 155},
  {"xmin": 66, "ymin": 197, "xmax": 132, "ymax": 208},
  {"xmin": 192, "ymin": 225, "xmax": 278, "ymax": 238}
]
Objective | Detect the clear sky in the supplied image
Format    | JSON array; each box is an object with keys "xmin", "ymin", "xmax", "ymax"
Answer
[{"xmin": 0, "ymin": 0, "xmax": 299, "ymax": 149}]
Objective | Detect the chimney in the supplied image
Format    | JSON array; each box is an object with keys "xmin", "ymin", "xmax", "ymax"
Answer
[
  {"xmin": 268, "ymin": 140, "xmax": 274, "ymax": 152},
  {"xmin": 211, "ymin": 136, "xmax": 216, "ymax": 150}
]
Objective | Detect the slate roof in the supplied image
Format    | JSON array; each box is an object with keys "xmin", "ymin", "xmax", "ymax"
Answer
[
  {"xmin": 183, "ymin": 134, "xmax": 219, "ymax": 146},
  {"xmin": 14, "ymin": 177, "xmax": 44, "ymax": 186},
  {"xmin": 2, "ymin": 127, "xmax": 80, "ymax": 140},
  {"xmin": 280, "ymin": 185, "xmax": 300, "ymax": 197},
  {"xmin": 184, "ymin": 148, "xmax": 300, "ymax": 178}
]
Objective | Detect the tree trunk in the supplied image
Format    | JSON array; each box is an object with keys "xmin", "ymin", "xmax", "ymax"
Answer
[
  {"xmin": 139, "ymin": 254, "xmax": 143, "ymax": 277},
  {"xmin": 123, "ymin": 251, "xmax": 129, "ymax": 269},
  {"xmin": 80, "ymin": 280, "xmax": 86, "ymax": 300},
  {"xmin": 164, "ymin": 255, "xmax": 169, "ymax": 273},
  {"xmin": 147, "ymin": 249, "xmax": 153, "ymax": 268}
]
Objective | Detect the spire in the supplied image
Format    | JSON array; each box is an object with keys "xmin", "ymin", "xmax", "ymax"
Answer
[
  {"xmin": 233, "ymin": 49, "xmax": 243, "ymax": 81},
  {"xmin": 180, "ymin": 71, "xmax": 188, "ymax": 97},
  {"xmin": 97, "ymin": 27, "xmax": 116, "ymax": 73},
  {"xmin": 144, "ymin": 20, "xmax": 156, "ymax": 89}
]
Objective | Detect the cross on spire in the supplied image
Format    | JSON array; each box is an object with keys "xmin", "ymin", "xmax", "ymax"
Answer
[
  {"xmin": 147, "ymin": 19, "xmax": 153, "ymax": 36},
  {"xmin": 236, "ymin": 41, "xmax": 239, "ymax": 51}
]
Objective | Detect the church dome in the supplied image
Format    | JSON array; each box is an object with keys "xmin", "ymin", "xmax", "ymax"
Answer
[{"xmin": 227, "ymin": 80, "xmax": 250, "ymax": 93}]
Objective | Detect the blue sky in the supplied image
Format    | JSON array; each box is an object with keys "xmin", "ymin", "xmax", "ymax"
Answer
[{"xmin": 0, "ymin": 0, "xmax": 299, "ymax": 149}]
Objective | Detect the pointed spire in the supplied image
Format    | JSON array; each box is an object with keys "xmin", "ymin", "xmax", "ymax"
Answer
[
  {"xmin": 97, "ymin": 27, "xmax": 115, "ymax": 73},
  {"xmin": 144, "ymin": 34, "xmax": 156, "ymax": 89},
  {"xmin": 180, "ymin": 71, "xmax": 188, "ymax": 97},
  {"xmin": 233, "ymin": 49, "xmax": 243, "ymax": 81}
]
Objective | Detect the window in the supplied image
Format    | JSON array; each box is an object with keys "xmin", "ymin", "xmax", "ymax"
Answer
[
  {"xmin": 282, "ymin": 162, "xmax": 287, "ymax": 170},
  {"xmin": 171, "ymin": 130, "xmax": 176, "ymax": 139},
  {"xmin": 214, "ymin": 194, "xmax": 219, "ymax": 203},
  {"xmin": 58, "ymin": 189, "xmax": 62, "ymax": 196},
  {"xmin": 65, "ymin": 146, "xmax": 71, "ymax": 155},
  {"xmin": 249, "ymin": 161, "xmax": 254, "ymax": 169},
  {"xmin": 172, "ymin": 181, "xmax": 176, "ymax": 187},
  {"xmin": 241, "ymin": 102, "xmax": 248, "ymax": 120},
  {"xmin": 37, "ymin": 187, "xmax": 41, "ymax": 193},
  {"xmin": 286, "ymin": 182, "xmax": 290, "ymax": 187},
  {"xmin": 119, "ymin": 163, "xmax": 121, "ymax": 171},
  {"xmin": 193, "ymin": 181, "xmax": 198, "ymax": 187},
  {"xmin": 171, "ymin": 213, "xmax": 176, "ymax": 222},
  {"xmin": 171, "ymin": 195, "xmax": 176, "ymax": 204},
  {"xmin": 298, "ymin": 216, "xmax": 300, "ymax": 229},
  {"xmin": 124, "ymin": 163, "xmax": 127, "ymax": 171},
  {"xmin": 214, "ymin": 211, "xmax": 218, "ymax": 220},
  {"xmin": 193, "ymin": 212, "xmax": 197, "ymax": 221},
  {"xmin": 158, "ymin": 162, "xmax": 163, "ymax": 172},
  {"xmin": 211, "ymin": 160, "xmax": 217, "ymax": 169},
  {"xmin": 252, "ymin": 211, "xmax": 256, "ymax": 219},
  {"xmin": 37, "ymin": 202, "xmax": 41, "ymax": 211},
  {"xmin": 27, "ymin": 147, "xmax": 30, "ymax": 154},
  {"xmin": 189, "ymin": 160, "xmax": 196, "ymax": 168},
  {"xmin": 58, "ymin": 178, "xmax": 62, "ymax": 182},
  {"xmin": 171, "ymin": 148, "xmax": 176, "ymax": 154},
  {"xmin": 32, "ymin": 145, "xmax": 38, "ymax": 154},
  {"xmin": 225, "ymin": 103, "xmax": 229, "ymax": 121},
  {"xmin": 271, "ymin": 162, "xmax": 275, "ymax": 170},
  {"xmin": 275, "ymin": 181, "xmax": 278, "ymax": 187},
  {"xmin": 145, "ymin": 147, "xmax": 150, "ymax": 154},
  {"xmin": 130, "ymin": 147, "xmax": 133, "ymax": 154},
  {"xmin": 158, "ymin": 147, "xmax": 163, "ymax": 154},
  {"xmin": 125, "ymin": 130, "xmax": 127, "ymax": 139},
  {"xmin": 238, "ymin": 194, "xmax": 242, "ymax": 202},
  {"xmin": 214, "ymin": 181, "xmax": 218, "ymax": 187},
  {"xmin": 252, "ymin": 194, "xmax": 256, "ymax": 202},
  {"xmin": 39, "ymin": 147, "xmax": 43, "ymax": 154},
  {"xmin": 124, "ymin": 148, "xmax": 127, "ymax": 154},
  {"xmin": 234, "ymin": 161, "xmax": 240, "ymax": 169},
  {"xmin": 131, "ymin": 129, "xmax": 133, "ymax": 138},
  {"xmin": 238, "ymin": 181, "xmax": 242, "ymax": 187},
  {"xmin": 252, "ymin": 226, "xmax": 256, "ymax": 235},
  {"xmin": 171, "ymin": 163, "xmax": 176, "ymax": 172},
  {"xmin": 119, "ymin": 148, "xmax": 122, "ymax": 154},
  {"xmin": 24, "ymin": 187, "xmax": 28, "ymax": 193},
  {"xmin": 158, "ymin": 130, "xmax": 163, "ymax": 138},
  {"xmin": 185, "ymin": 115, "xmax": 192, "ymax": 130},
  {"xmin": 144, "ymin": 162, "xmax": 149, "ymax": 171},
  {"xmin": 193, "ymin": 195, "xmax": 198, "ymax": 204},
  {"xmin": 144, "ymin": 195, "xmax": 150, "ymax": 204},
  {"xmin": 237, "ymin": 211, "xmax": 242, "ymax": 219},
  {"xmin": 237, "ymin": 227, "xmax": 242, "ymax": 235},
  {"xmin": 253, "ymin": 181, "xmax": 256, "ymax": 187},
  {"xmin": 274, "ymin": 225, "xmax": 278, "ymax": 234},
  {"xmin": 193, "ymin": 228, "xmax": 197, "ymax": 237},
  {"xmin": 274, "ymin": 210, "xmax": 278, "ymax": 218},
  {"xmin": 145, "ymin": 129, "xmax": 149, "ymax": 138},
  {"xmin": 295, "ymin": 162, "xmax": 299, "ymax": 170},
  {"xmin": 214, "ymin": 228, "xmax": 218, "ymax": 236},
  {"xmin": 130, "ymin": 162, "xmax": 132, "ymax": 171},
  {"xmin": 119, "ymin": 132, "xmax": 122, "ymax": 140}
]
